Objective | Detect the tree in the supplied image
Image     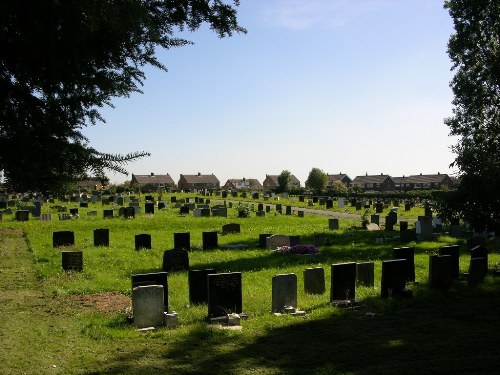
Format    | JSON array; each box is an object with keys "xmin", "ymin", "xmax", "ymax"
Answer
[
  {"xmin": 277, "ymin": 170, "xmax": 291, "ymax": 193},
  {"xmin": 306, "ymin": 167, "xmax": 327, "ymax": 194},
  {"xmin": 0, "ymin": 0, "xmax": 245, "ymax": 192},
  {"xmin": 331, "ymin": 180, "xmax": 348, "ymax": 195},
  {"xmin": 437, "ymin": 0, "xmax": 500, "ymax": 232}
]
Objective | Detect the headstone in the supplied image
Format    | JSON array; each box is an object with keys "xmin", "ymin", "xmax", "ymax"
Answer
[
  {"xmin": 53, "ymin": 231, "xmax": 75, "ymax": 247},
  {"xmin": 124, "ymin": 207, "xmax": 135, "ymax": 219},
  {"xmin": 145, "ymin": 202, "xmax": 154, "ymax": 214},
  {"xmin": 298, "ymin": 211, "xmax": 304, "ymax": 218},
  {"xmin": 330, "ymin": 262, "xmax": 356, "ymax": 302},
  {"xmin": 222, "ymin": 223, "xmax": 240, "ymax": 234},
  {"xmin": 62, "ymin": 251, "xmax": 83, "ymax": 272},
  {"xmin": 207, "ymin": 272, "xmax": 242, "ymax": 318},
  {"xmin": 400, "ymin": 229, "xmax": 417, "ymax": 243},
  {"xmin": 135, "ymin": 234, "xmax": 152, "ymax": 250},
  {"xmin": 355, "ymin": 202, "xmax": 362, "ymax": 211},
  {"xmin": 329, "ymin": 218, "xmax": 339, "ymax": 230},
  {"xmin": 257, "ymin": 203, "xmax": 264, "ymax": 211},
  {"xmin": 15, "ymin": 210, "xmax": 29, "ymax": 221},
  {"xmin": 259, "ymin": 233, "xmax": 272, "ymax": 249},
  {"xmin": 266, "ymin": 235, "xmax": 290, "ymax": 250},
  {"xmin": 256, "ymin": 210, "xmax": 266, "ymax": 217},
  {"xmin": 470, "ymin": 245, "xmax": 488, "ymax": 265},
  {"xmin": 69, "ymin": 208, "xmax": 79, "ymax": 216},
  {"xmin": 41, "ymin": 213, "xmax": 52, "ymax": 221},
  {"xmin": 417, "ymin": 216, "xmax": 433, "ymax": 240},
  {"xmin": 158, "ymin": 202, "xmax": 166, "ymax": 210},
  {"xmin": 0, "ymin": 201, "xmax": 6, "ymax": 209},
  {"xmin": 375, "ymin": 202, "xmax": 383, "ymax": 213},
  {"xmin": 58, "ymin": 213, "xmax": 71, "ymax": 220},
  {"xmin": 381, "ymin": 259, "xmax": 411, "ymax": 298},
  {"xmin": 469, "ymin": 257, "xmax": 488, "ymax": 286},
  {"xmin": 33, "ymin": 201, "xmax": 42, "ymax": 217},
  {"xmin": 303, "ymin": 268, "xmax": 325, "ymax": 294},
  {"xmin": 202, "ymin": 231, "xmax": 218, "ymax": 250},
  {"xmin": 429, "ymin": 255, "xmax": 453, "ymax": 290},
  {"xmin": 356, "ymin": 262, "xmax": 375, "ymax": 287},
  {"xmin": 392, "ymin": 247, "xmax": 415, "ymax": 283},
  {"xmin": 174, "ymin": 232, "xmax": 191, "ymax": 250},
  {"xmin": 189, "ymin": 269, "xmax": 216, "ymax": 304},
  {"xmin": 103, "ymin": 209, "xmax": 114, "ymax": 219},
  {"xmin": 162, "ymin": 249, "xmax": 189, "ymax": 272},
  {"xmin": 272, "ymin": 274, "xmax": 298, "ymax": 313},
  {"xmin": 400, "ymin": 221, "xmax": 408, "ymax": 232},
  {"xmin": 326, "ymin": 199, "xmax": 333, "ymax": 209},
  {"xmin": 289, "ymin": 235, "xmax": 301, "ymax": 247},
  {"xmin": 285, "ymin": 206, "xmax": 292, "ymax": 215},
  {"xmin": 338, "ymin": 198, "xmax": 344, "ymax": 208},
  {"xmin": 93, "ymin": 228, "xmax": 110, "ymax": 247},
  {"xmin": 79, "ymin": 202, "xmax": 88, "ymax": 208},
  {"xmin": 131, "ymin": 272, "xmax": 168, "ymax": 311},
  {"xmin": 450, "ymin": 224, "xmax": 463, "ymax": 237},
  {"xmin": 132, "ymin": 285, "xmax": 165, "ymax": 328},
  {"xmin": 371, "ymin": 215, "xmax": 380, "ymax": 225},
  {"xmin": 439, "ymin": 245, "xmax": 460, "ymax": 278},
  {"xmin": 266, "ymin": 205, "xmax": 271, "ymax": 213},
  {"xmin": 87, "ymin": 210, "xmax": 97, "ymax": 216},
  {"xmin": 57, "ymin": 206, "xmax": 67, "ymax": 213}
]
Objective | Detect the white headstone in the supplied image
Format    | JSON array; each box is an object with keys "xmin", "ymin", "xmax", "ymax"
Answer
[{"xmin": 132, "ymin": 285, "xmax": 165, "ymax": 329}]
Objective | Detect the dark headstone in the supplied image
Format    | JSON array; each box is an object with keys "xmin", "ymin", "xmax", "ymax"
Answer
[
  {"xmin": 69, "ymin": 208, "xmax": 79, "ymax": 216},
  {"xmin": 135, "ymin": 234, "xmax": 152, "ymax": 250},
  {"xmin": 189, "ymin": 269, "xmax": 216, "ymax": 304},
  {"xmin": 15, "ymin": 210, "xmax": 29, "ymax": 221},
  {"xmin": 202, "ymin": 231, "xmax": 218, "ymax": 250},
  {"xmin": 124, "ymin": 207, "xmax": 135, "ymax": 218},
  {"xmin": 371, "ymin": 215, "xmax": 380, "ymax": 225},
  {"xmin": 103, "ymin": 209, "xmax": 114, "ymax": 219},
  {"xmin": 259, "ymin": 233, "xmax": 272, "ymax": 249},
  {"xmin": 266, "ymin": 205, "xmax": 271, "ymax": 213},
  {"xmin": 381, "ymin": 259, "xmax": 411, "ymax": 298},
  {"xmin": 62, "ymin": 251, "xmax": 83, "ymax": 272},
  {"xmin": 272, "ymin": 274, "xmax": 298, "ymax": 313},
  {"xmin": 53, "ymin": 231, "xmax": 75, "ymax": 247},
  {"xmin": 405, "ymin": 203, "xmax": 411, "ymax": 211},
  {"xmin": 304, "ymin": 267, "xmax": 325, "ymax": 294},
  {"xmin": 439, "ymin": 245, "xmax": 460, "ymax": 279},
  {"xmin": 256, "ymin": 210, "xmax": 265, "ymax": 217},
  {"xmin": 0, "ymin": 201, "xmax": 6, "ymax": 209},
  {"xmin": 162, "ymin": 249, "xmax": 189, "ymax": 272},
  {"xmin": 33, "ymin": 201, "xmax": 42, "ymax": 217},
  {"xmin": 258, "ymin": 203, "xmax": 264, "ymax": 211},
  {"xmin": 298, "ymin": 210, "xmax": 304, "ymax": 218},
  {"xmin": 289, "ymin": 235, "xmax": 301, "ymax": 247},
  {"xmin": 470, "ymin": 245, "xmax": 488, "ymax": 265},
  {"xmin": 469, "ymin": 257, "xmax": 488, "ymax": 286},
  {"xmin": 145, "ymin": 202, "xmax": 154, "ymax": 214},
  {"xmin": 145, "ymin": 195, "xmax": 154, "ymax": 202},
  {"xmin": 179, "ymin": 205, "xmax": 190, "ymax": 215},
  {"xmin": 355, "ymin": 202, "xmax": 362, "ymax": 211},
  {"xmin": 375, "ymin": 203, "xmax": 383, "ymax": 213},
  {"xmin": 131, "ymin": 272, "xmax": 168, "ymax": 311},
  {"xmin": 429, "ymin": 255, "xmax": 453, "ymax": 290},
  {"xmin": 286, "ymin": 205, "xmax": 292, "ymax": 215},
  {"xmin": 208, "ymin": 272, "xmax": 242, "ymax": 317},
  {"xmin": 158, "ymin": 202, "xmax": 166, "ymax": 210},
  {"xmin": 392, "ymin": 247, "xmax": 415, "ymax": 283},
  {"xmin": 170, "ymin": 196, "xmax": 177, "ymax": 203},
  {"xmin": 174, "ymin": 232, "xmax": 191, "ymax": 250},
  {"xmin": 356, "ymin": 262, "xmax": 375, "ymax": 287},
  {"xmin": 400, "ymin": 229, "xmax": 417, "ymax": 243},
  {"xmin": 330, "ymin": 262, "xmax": 356, "ymax": 302},
  {"xmin": 93, "ymin": 228, "xmax": 110, "ymax": 247},
  {"xmin": 326, "ymin": 199, "xmax": 333, "ymax": 209},
  {"xmin": 329, "ymin": 218, "xmax": 339, "ymax": 230},
  {"xmin": 222, "ymin": 223, "xmax": 240, "ymax": 234},
  {"xmin": 400, "ymin": 221, "xmax": 408, "ymax": 232},
  {"xmin": 79, "ymin": 202, "xmax": 88, "ymax": 208}
]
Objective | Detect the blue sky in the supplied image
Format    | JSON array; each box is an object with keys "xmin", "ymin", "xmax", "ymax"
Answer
[{"xmin": 82, "ymin": 0, "xmax": 457, "ymax": 185}]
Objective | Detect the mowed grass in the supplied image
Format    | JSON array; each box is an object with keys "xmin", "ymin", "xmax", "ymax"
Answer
[{"xmin": 1, "ymin": 194, "xmax": 500, "ymax": 374}]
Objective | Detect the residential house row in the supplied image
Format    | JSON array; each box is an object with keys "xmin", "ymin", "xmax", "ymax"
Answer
[{"xmin": 127, "ymin": 172, "xmax": 454, "ymax": 193}]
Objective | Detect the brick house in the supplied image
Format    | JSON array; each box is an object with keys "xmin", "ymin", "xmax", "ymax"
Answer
[
  {"xmin": 399, "ymin": 173, "xmax": 454, "ymax": 190},
  {"xmin": 131, "ymin": 173, "xmax": 175, "ymax": 192},
  {"xmin": 351, "ymin": 174, "xmax": 396, "ymax": 192},
  {"xmin": 223, "ymin": 178, "xmax": 263, "ymax": 190},
  {"xmin": 326, "ymin": 173, "xmax": 352, "ymax": 188},
  {"xmin": 262, "ymin": 174, "xmax": 301, "ymax": 189},
  {"xmin": 177, "ymin": 173, "xmax": 220, "ymax": 191}
]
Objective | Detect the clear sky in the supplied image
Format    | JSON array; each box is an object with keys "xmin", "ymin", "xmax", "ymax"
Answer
[{"xmin": 82, "ymin": 0, "xmax": 457, "ymax": 186}]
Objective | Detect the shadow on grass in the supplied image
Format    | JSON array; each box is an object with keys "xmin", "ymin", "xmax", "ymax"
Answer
[{"xmin": 88, "ymin": 279, "xmax": 500, "ymax": 375}]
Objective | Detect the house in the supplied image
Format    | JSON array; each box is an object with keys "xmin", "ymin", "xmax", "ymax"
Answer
[
  {"xmin": 351, "ymin": 173, "xmax": 396, "ymax": 192},
  {"xmin": 392, "ymin": 176, "xmax": 406, "ymax": 190},
  {"xmin": 75, "ymin": 177, "xmax": 108, "ymax": 191},
  {"xmin": 262, "ymin": 174, "xmax": 301, "ymax": 189},
  {"xmin": 223, "ymin": 178, "xmax": 263, "ymax": 190},
  {"xmin": 131, "ymin": 173, "xmax": 175, "ymax": 192},
  {"xmin": 178, "ymin": 173, "xmax": 220, "ymax": 191},
  {"xmin": 400, "ymin": 173, "xmax": 454, "ymax": 190},
  {"xmin": 326, "ymin": 173, "xmax": 352, "ymax": 188}
]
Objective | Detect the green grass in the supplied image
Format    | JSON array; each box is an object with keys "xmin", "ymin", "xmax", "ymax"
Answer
[{"xmin": 1, "ymin": 193, "xmax": 499, "ymax": 374}]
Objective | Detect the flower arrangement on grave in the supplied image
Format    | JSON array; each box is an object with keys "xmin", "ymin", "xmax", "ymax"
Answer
[
  {"xmin": 276, "ymin": 244, "xmax": 320, "ymax": 255},
  {"xmin": 236, "ymin": 203, "xmax": 251, "ymax": 218}
]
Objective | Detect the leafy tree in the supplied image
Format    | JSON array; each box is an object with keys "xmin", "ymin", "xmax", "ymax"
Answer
[
  {"xmin": 306, "ymin": 167, "xmax": 327, "ymax": 194},
  {"xmin": 331, "ymin": 180, "xmax": 348, "ymax": 195},
  {"xmin": 277, "ymin": 170, "xmax": 291, "ymax": 193},
  {"xmin": 0, "ymin": 0, "xmax": 245, "ymax": 192},
  {"xmin": 437, "ymin": 0, "xmax": 500, "ymax": 232}
]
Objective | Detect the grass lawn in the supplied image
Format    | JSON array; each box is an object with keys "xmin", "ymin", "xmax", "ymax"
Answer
[{"xmin": 1, "ymin": 194, "xmax": 499, "ymax": 374}]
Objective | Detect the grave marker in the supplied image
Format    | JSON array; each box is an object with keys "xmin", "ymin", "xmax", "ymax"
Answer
[
  {"xmin": 381, "ymin": 259, "xmax": 411, "ymax": 298},
  {"xmin": 131, "ymin": 271, "xmax": 168, "ymax": 311},
  {"xmin": 303, "ymin": 268, "xmax": 325, "ymax": 294},
  {"xmin": 439, "ymin": 245, "xmax": 460, "ymax": 278},
  {"xmin": 356, "ymin": 262, "xmax": 375, "ymax": 287},
  {"xmin": 222, "ymin": 223, "xmax": 240, "ymax": 234},
  {"xmin": 202, "ymin": 231, "xmax": 218, "ymax": 250},
  {"xmin": 330, "ymin": 262, "xmax": 356, "ymax": 302},
  {"xmin": 329, "ymin": 218, "xmax": 339, "ymax": 230},
  {"xmin": 392, "ymin": 247, "xmax": 416, "ymax": 283},
  {"xmin": 93, "ymin": 228, "xmax": 110, "ymax": 247},
  {"xmin": 15, "ymin": 210, "xmax": 29, "ymax": 221},
  {"xmin": 429, "ymin": 255, "xmax": 453, "ymax": 290},
  {"xmin": 53, "ymin": 231, "xmax": 75, "ymax": 247},
  {"xmin": 62, "ymin": 251, "xmax": 83, "ymax": 272},
  {"xmin": 135, "ymin": 234, "xmax": 152, "ymax": 250},
  {"xmin": 174, "ymin": 232, "xmax": 190, "ymax": 250},
  {"xmin": 272, "ymin": 274, "xmax": 298, "ymax": 313},
  {"xmin": 162, "ymin": 249, "xmax": 189, "ymax": 272},
  {"xmin": 208, "ymin": 272, "xmax": 242, "ymax": 318},
  {"xmin": 266, "ymin": 235, "xmax": 290, "ymax": 250},
  {"xmin": 189, "ymin": 269, "xmax": 216, "ymax": 304},
  {"xmin": 132, "ymin": 285, "xmax": 165, "ymax": 328}
]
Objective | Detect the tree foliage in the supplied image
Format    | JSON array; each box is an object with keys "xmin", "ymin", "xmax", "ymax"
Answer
[
  {"xmin": 438, "ymin": 0, "xmax": 500, "ymax": 231},
  {"xmin": 0, "ymin": 0, "xmax": 244, "ymax": 192},
  {"xmin": 277, "ymin": 170, "xmax": 291, "ymax": 193},
  {"xmin": 306, "ymin": 167, "xmax": 327, "ymax": 194},
  {"xmin": 330, "ymin": 180, "xmax": 348, "ymax": 195}
]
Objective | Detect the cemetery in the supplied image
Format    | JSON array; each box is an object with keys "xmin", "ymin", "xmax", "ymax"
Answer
[{"xmin": 1, "ymin": 191, "xmax": 499, "ymax": 373}]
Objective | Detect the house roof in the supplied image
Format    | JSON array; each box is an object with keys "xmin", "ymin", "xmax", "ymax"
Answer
[
  {"xmin": 402, "ymin": 174, "xmax": 451, "ymax": 184},
  {"xmin": 265, "ymin": 174, "xmax": 301, "ymax": 185},
  {"xmin": 180, "ymin": 174, "xmax": 220, "ymax": 184},
  {"xmin": 392, "ymin": 177, "xmax": 405, "ymax": 184},
  {"xmin": 132, "ymin": 174, "xmax": 175, "ymax": 185},
  {"xmin": 327, "ymin": 173, "xmax": 351, "ymax": 184},
  {"xmin": 352, "ymin": 174, "xmax": 393, "ymax": 184}
]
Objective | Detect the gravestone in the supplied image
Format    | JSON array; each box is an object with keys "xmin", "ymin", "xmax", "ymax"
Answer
[
  {"xmin": 79, "ymin": 202, "xmax": 88, "ymax": 208},
  {"xmin": 145, "ymin": 202, "xmax": 154, "ymax": 214},
  {"xmin": 94, "ymin": 228, "xmax": 110, "ymax": 247},
  {"xmin": 170, "ymin": 196, "xmax": 177, "ymax": 203},
  {"xmin": 69, "ymin": 208, "xmax": 79, "ymax": 216},
  {"xmin": 326, "ymin": 199, "xmax": 333, "ymax": 209},
  {"xmin": 330, "ymin": 262, "xmax": 356, "ymax": 302},
  {"xmin": 58, "ymin": 213, "xmax": 71, "ymax": 220},
  {"xmin": 298, "ymin": 195, "xmax": 305, "ymax": 202},
  {"xmin": 338, "ymin": 198, "xmax": 345, "ymax": 208},
  {"xmin": 399, "ymin": 221, "xmax": 408, "ymax": 232},
  {"xmin": 371, "ymin": 215, "xmax": 380, "ymax": 225},
  {"xmin": 355, "ymin": 202, "xmax": 362, "ymax": 211},
  {"xmin": 405, "ymin": 202, "xmax": 411, "ymax": 211},
  {"xmin": 132, "ymin": 285, "xmax": 165, "ymax": 328},
  {"xmin": 303, "ymin": 267, "xmax": 325, "ymax": 294},
  {"xmin": 375, "ymin": 202, "xmax": 383, "ymax": 213},
  {"xmin": 33, "ymin": 201, "xmax": 42, "ymax": 217},
  {"xmin": 469, "ymin": 257, "xmax": 488, "ymax": 286},
  {"xmin": 386, "ymin": 211, "xmax": 397, "ymax": 231},
  {"xmin": 272, "ymin": 274, "xmax": 298, "ymax": 313},
  {"xmin": 131, "ymin": 272, "xmax": 168, "ymax": 311},
  {"xmin": 158, "ymin": 202, "xmax": 166, "ymax": 210},
  {"xmin": 400, "ymin": 229, "xmax": 417, "ymax": 243},
  {"xmin": 417, "ymin": 216, "xmax": 433, "ymax": 240},
  {"xmin": 450, "ymin": 224, "xmax": 463, "ymax": 237},
  {"xmin": 202, "ymin": 231, "xmax": 218, "ymax": 250},
  {"xmin": 429, "ymin": 255, "xmax": 453, "ymax": 290},
  {"xmin": 285, "ymin": 206, "xmax": 292, "ymax": 215},
  {"xmin": 266, "ymin": 235, "xmax": 290, "ymax": 250},
  {"xmin": 57, "ymin": 206, "xmax": 67, "ymax": 213},
  {"xmin": 207, "ymin": 272, "xmax": 242, "ymax": 318},
  {"xmin": 189, "ymin": 269, "xmax": 216, "ymax": 304},
  {"xmin": 289, "ymin": 235, "xmax": 301, "ymax": 247},
  {"xmin": 222, "ymin": 223, "xmax": 240, "ymax": 234},
  {"xmin": 266, "ymin": 205, "xmax": 271, "ymax": 213},
  {"xmin": 179, "ymin": 205, "xmax": 190, "ymax": 215},
  {"xmin": 439, "ymin": 245, "xmax": 460, "ymax": 278},
  {"xmin": 211, "ymin": 206, "xmax": 228, "ymax": 217},
  {"xmin": 124, "ymin": 207, "xmax": 135, "ymax": 219},
  {"xmin": 41, "ymin": 213, "xmax": 52, "ymax": 221},
  {"xmin": 470, "ymin": 245, "xmax": 488, "ymax": 266},
  {"xmin": 392, "ymin": 247, "xmax": 415, "ymax": 283},
  {"xmin": 116, "ymin": 197, "xmax": 125, "ymax": 206},
  {"xmin": 275, "ymin": 203, "xmax": 282, "ymax": 212},
  {"xmin": 298, "ymin": 211, "xmax": 304, "ymax": 218},
  {"xmin": 162, "ymin": 249, "xmax": 189, "ymax": 272},
  {"xmin": 256, "ymin": 210, "xmax": 266, "ymax": 217},
  {"xmin": 174, "ymin": 232, "xmax": 191, "ymax": 250},
  {"xmin": 62, "ymin": 251, "xmax": 83, "ymax": 272},
  {"xmin": 145, "ymin": 195, "xmax": 154, "ymax": 202},
  {"xmin": 53, "ymin": 231, "xmax": 75, "ymax": 247},
  {"xmin": 15, "ymin": 210, "xmax": 29, "ymax": 221},
  {"xmin": 381, "ymin": 259, "xmax": 411, "ymax": 298},
  {"xmin": 87, "ymin": 210, "xmax": 97, "ymax": 216},
  {"xmin": 329, "ymin": 218, "xmax": 339, "ymax": 230},
  {"xmin": 135, "ymin": 234, "xmax": 152, "ymax": 250},
  {"xmin": 0, "ymin": 201, "xmax": 6, "ymax": 209},
  {"xmin": 356, "ymin": 262, "xmax": 375, "ymax": 287},
  {"xmin": 103, "ymin": 209, "xmax": 114, "ymax": 219},
  {"xmin": 257, "ymin": 203, "xmax": 264, "ymax": 211},
  {"xmin": 259, "ymin": 233, "xmax": 272, "ymax": 249}
]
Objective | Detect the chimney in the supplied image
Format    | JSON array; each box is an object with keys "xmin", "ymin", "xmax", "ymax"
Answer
[
  {"xmin": 197, "ymin": 172, "xmax": 201, "ymax": 176},
  {"xmin": 420, "ymin": 173, "xmax": 422, "ymax": 175},
  {"xmin": 151, "ymin": 172, "xmax": 154, "ymax": 176},
  {"xmin": 365, "ymin": 172, "xmax": 368, "ymax": 176}
]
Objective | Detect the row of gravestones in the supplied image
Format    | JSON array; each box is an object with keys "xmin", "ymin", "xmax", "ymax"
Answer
[{"xmin": 129, "ymin": 244, "xmax": 490, "ymax": 328}]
